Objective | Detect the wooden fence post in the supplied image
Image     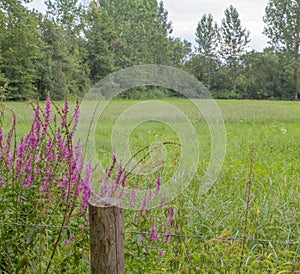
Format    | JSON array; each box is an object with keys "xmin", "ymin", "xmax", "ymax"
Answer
[{"xmin": 89, "ymin": 197, "xmax": 125, "ymax": 274}]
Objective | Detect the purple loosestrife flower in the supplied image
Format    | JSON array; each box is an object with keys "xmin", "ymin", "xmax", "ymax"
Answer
[
  {"xmin": 12, "ymin": 115, "xmax": 17, "ymax": 128},
  {"xmin": 0, "ymin": 98, "xmax": 98, "ymax": 266},
  {"xmin": 166, "ymin": 207, "xmax": 175, "ymax": 231},
  {"xmin": 110, "ymin": 181, "xmax": 118, "ymax": 197},
  {"xmin": 5, "ymin": 120, "xmax": 14, "ymax": 156},
  {"xmin": 44, "ymin": 162, "xmax": 53, "ymax": 182},
  {"xmin": 82, "ymin": 162, "xmax": 92, "ymax": 209},
  {"xmin": 163, "ymin": 232, "xmax": 171, "ymax": 244},
  {"xmin": 55, "ymin": 132, "xmax": 65, "ymax": 161},
  {"xmin": 100, "ymin": 179, "xmax": 109, "ymax": 197},
  {"xmin": 61, "ymin": 100, "xmax": 70, "ymax": 128},
  {"xmin": 61, "ymin": 176, "xmax": 68, "ymax": 189},
  {"xmin": 65, "ymin": 149, "xmax": 71, "ymax": 162},
  {"xmin": 40, "ymin": 180, "xmax": 49, "ymax": 192},
  {"xmin": 71, "ymin": 102, "xmax": 80, "ymax": 135},
  {"xmin": 118, "ymin": 187, "xmax": 126, "ymax": 199},
  {"xmin": 46, "ymin": 138, "xmax": 54, "ymax": 151},
  {"xmin": 33, "ymin": 105, "xmax": 41, "ymax": 137},
  {"xmin": 24, "ymin": 172, "xmax": 33, "ymax": 188},
  {"xmin": 0, "ymin": 128, "xmax": 3, "ymax": 149},
  {"xmin": 33, "ymin": 166, "xmax": 41, "ymax": 183},
  {"xmin": 29, "ymin": 133, "xmax": 38, "ymax": 148},
  {"xmin": 6, "ymin": 154, "xmax": 13, "ymax": 171},
  {"xmin": 115, "ymin": 165, "xmax": 123, "ymax": 184},
  {"xmin": 63, "ymin": 99, "xmax": 69, "ymax": 114},
  {"xmin": 168, "ymin": 207, "xmax": 175, "ymax": 222},
  {"xmin": 73, "ymin": 142, "xmax": 83, "ymax": 171},
  {"xmin": 156, "ymin": 177, "xmax": 161, "ymax": 192},
  {"xmin": 26, "ymin": 157, "xmax": 33, "ymax": 171},
  {"xmin": 129, "ymin": 188, "xmax": 136, "ymax": 205},
  {"xmin": 64, "ymin": 234, "xmax": 75, "ymax": 246},
  {"xmin": 148, "ymin": 188, "xmax": 153, "ymax": 200},
  {"xmin": 140, "ymin": 195, "xmax": 148, "ymax": 214},
  {"xmin": 164, "ymin": 207, "xmax": 175, "ymax": 244},
  {"xmin": 149, "ymin": 227, "xmax": 160, "ymax": 241},
  {"xmin": 44, "ymin": 98, "xmax": 51, "ymax": 133},
  {"xmin": 70, "ymin": 170, "xmax": 80, "ymax": 190},
  {"xmin": 158, "ymin": 250, "xmax": 165, "ymax": 256},
  {"xmin": 2, "ymin": 115, "xmax": 17, "ymax": 167},
  {"xmin": 121, "ymin": 176, "xmax": 127, "ymax": 187},
  {"xmin": 15, "ymin": 142, "xmax": 25, "ymax": 178},
  {"xmin": 45, "ymin": 141, "xmax": 55, "ymax": 162},
  {"xmin": 105, "ymin": 153, "xmax": 117, "ymax": 178},
  {"xmin": 112, "ymin": 153, "xmax": 117, "ymax": 163}
]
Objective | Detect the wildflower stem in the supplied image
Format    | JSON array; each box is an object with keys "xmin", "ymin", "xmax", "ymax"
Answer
[{"xmin": 240, "ymin": 143, "xmax": 256, "ymax": 269}]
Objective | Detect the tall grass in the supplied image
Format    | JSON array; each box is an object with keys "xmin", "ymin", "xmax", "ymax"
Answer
[{"xmin": 1, "ymin": 99, "xmax": 299, "ymax": 272}]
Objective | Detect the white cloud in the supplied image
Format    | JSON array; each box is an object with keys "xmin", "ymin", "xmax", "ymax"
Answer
[
  {"xmin": 163, "ymin": 0, "xmax": 269, "ymax": 51},
  {"xmin": 26, "ymin": 1, "xmax": 46, "ymax": 12}
]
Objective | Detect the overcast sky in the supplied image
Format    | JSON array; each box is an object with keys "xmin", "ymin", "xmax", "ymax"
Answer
[
  {"xmin": 28, "ymin": 0, "xmax": 270, "ymax": 51},
  {"xmin": 163, "ymin": 0, "xmax": 269, "ymax": 51}
]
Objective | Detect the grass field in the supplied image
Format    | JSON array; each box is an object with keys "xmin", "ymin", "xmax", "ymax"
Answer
[{"xmin": 1, "ymin": 99, "xmax": 300, "ymax": 272}]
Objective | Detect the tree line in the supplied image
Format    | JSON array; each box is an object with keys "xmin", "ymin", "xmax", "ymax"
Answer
[
  {"xmin": 188, "ymin": 1, "xmax": 300, "ymax": 100},
  {"xmin": 0, "ymin": 0, "xmax": 299, "ymax": 100}
]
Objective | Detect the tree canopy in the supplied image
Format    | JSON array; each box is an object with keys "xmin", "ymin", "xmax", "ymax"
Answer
[
  {"xmin": 263, "ymin": 0, "xmax": 300, "ymax": 100},
  {"xmin": 0, "ymin": 0, "xmax": 298, "ymax": 100}
]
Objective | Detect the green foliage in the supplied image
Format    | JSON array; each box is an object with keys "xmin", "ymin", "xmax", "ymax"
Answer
[
  {"xmin": 40, "ymin": 18, "xmax": 90, "ymax": 99},
  {"xmin": 263, "ymin": 0, "xmax": 300, "ymax": 100},
  {"xmin": 0, "ymin": 0, "xmax": 300, "ymax": 100},
  {"xmin": 0, "ymin": 99, "xmax": 91, "ymax": 272},
  {"xmin": 99, "ymin": 0, "xmax": 187, "ymax": 69},
  {"xmin": 42, "ymin": 0, "xmax": 90, "ymax": 99},
  {"xmin": 195, "ymin": 14, "xmax": 219, "ymax": 91},
  {"xmin": 84, "ymin": 4, "xmax": 116, "ymax": 84},
  {"xmin": 187, "ymin": 2, "xmax": 299, "ymax": 100},
  {"xmin": 220, "ymin": 5, "xmax": 250, "ymax": 93},
  {"xmin": 240, "ymin": 49, "xmax": 296, "ymax": 99},
  {"xmin": 45, "ymin": 0, "xmax": 83, "ymax": 33},
  {"xmin": 0, "ymin": 1, "xmax": 45, "ymax": 100},
  {"xmin": 196, "ymin": 14, "xmax": 219, "ymax": 57}
]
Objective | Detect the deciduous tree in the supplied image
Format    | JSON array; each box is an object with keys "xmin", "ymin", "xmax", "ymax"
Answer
[
  {"xmin": 263, "ymin": 0, "xmax": 300, "ymax": 100},
  {"xmin": 84, "ymin": 2, "xmax": 116, "ymax": 84},
  {"xmin": 0, "ymin": 0, "xmax": 45, "ymax": 99}
]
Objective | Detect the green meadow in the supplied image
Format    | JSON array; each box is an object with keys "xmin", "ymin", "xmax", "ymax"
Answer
[{"xmin": 1, "ymin": 99, "xmax": 300, "ymax": 273}]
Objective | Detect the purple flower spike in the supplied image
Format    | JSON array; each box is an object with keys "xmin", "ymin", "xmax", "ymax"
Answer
[
  {"xmin": 158, "ymin": 250, "xmax": 165, "ymax": 256},
  {"xmin": 156, "ymin": 177, "xmax": 161, "ymax": 192},
  {"xmin": 149, "ymin": 227, "xmax": 160, "ymax": 241},
  {"xmin": 129, "ymin": 188, "xmax": 136, "ymax": 205},
  {"xmin": 44, "ymin": 98, "xmax": 52, "ymax": 132}
]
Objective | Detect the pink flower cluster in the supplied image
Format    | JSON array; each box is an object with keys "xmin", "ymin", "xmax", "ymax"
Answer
[
  {"xmin": 0, "ymin": 99, "xmax": 92, "ymax": 211},
  {"xmin": 149, "ymin": 227, "xmax": 160, "ymax": 241}
]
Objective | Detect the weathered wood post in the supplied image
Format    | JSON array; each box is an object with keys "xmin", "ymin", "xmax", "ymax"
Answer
[{"xmin": 89, "ymin": 197, "xmax": 125, "ymax": 274}]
